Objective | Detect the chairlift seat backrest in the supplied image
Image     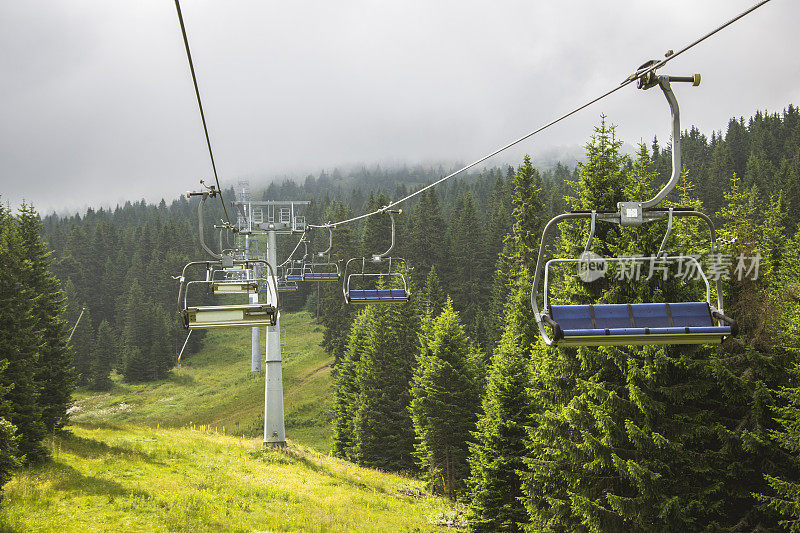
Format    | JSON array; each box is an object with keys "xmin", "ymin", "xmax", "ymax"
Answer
[
  {"xmin": 211, "ymin": 281, "xmax": 258, "ymax": 294},
  {"xmin": 548, "ymin": 302, "xmax": 731, "ymax": 346},
  {"xmin": 347, "ymin": 288, "xmax": 408, "ymax": 303},
  {"xmin": 184, "ymin": 303, "xmax": 277, "ymax": 329},
  {"xmin": 304, "ymin": 272, "xmax": 339, "ymax": 280}
]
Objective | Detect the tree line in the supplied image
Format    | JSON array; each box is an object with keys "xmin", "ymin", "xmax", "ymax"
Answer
[
  {"xmin": 330, "ymin": 108, "xmax": 800, "ymax": 531},
  {"xmin": 25, "ymin": 103, "xmax": 800, "ymax": 529}
]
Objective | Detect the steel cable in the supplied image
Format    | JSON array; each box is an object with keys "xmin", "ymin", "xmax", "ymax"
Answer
[{"xmin": 308, "ymin": 0, "xmax": 773, "ymax": 230}]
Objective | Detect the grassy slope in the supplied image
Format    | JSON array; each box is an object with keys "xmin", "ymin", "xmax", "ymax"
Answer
[
  {"xmin": 69, "ymin": 312, "xmax": 333, "ymax": 452},
  {"xmin": 0, "ymin": 425, "xmax": 456, "ymax": 532},
  {"xmin": 0, "ymin": 312, "xmax": 463, "ymax": 531}
]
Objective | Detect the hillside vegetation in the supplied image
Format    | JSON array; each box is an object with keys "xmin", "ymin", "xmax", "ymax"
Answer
[
  {"xmin": 0, "ymin": 312, "xmax": 464, "ymax": 531},
  {"xmin": 70, "ymin": 312, "xmax": 333, "ymax": 452},
  {"xmin": 0, "ymin": 425, "xmax": 458, "ymax": 532}
]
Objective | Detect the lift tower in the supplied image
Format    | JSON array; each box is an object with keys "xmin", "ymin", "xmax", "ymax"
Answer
[{"xmin": 234, "ymin": 199, "xmax": 309, "ymax": 448}]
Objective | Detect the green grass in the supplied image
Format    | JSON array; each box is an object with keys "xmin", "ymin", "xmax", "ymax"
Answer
[
  {"xmin": 70, "ymin": 312, "xmax": 334, "ymax": 452},
  {"xmin": 0, "ymin": 425, "xmax": 460, "ymax": 532},
  {"xmin": 0, "ymin": 312, "xmax": 465, "ymax": 531}
]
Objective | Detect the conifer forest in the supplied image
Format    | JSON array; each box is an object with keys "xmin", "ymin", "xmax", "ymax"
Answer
[{"xmin": 3, "ymin": 1, "xmax": 800, "ymax": 531}]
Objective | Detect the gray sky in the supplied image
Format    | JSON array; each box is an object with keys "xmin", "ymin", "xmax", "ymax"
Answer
[{"xmin": 1, "ymin": 1, "xmax": 798, "ymax": 214}]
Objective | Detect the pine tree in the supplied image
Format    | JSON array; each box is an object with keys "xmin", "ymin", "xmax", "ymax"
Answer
[
  {"xmin": 522, "ymin": 140, "xmax": 718, "ymax": 531},
  {"xmin": 510, "ymin": 155, "xmax": 545, "ymax": 264},
  {"xmin": 319, "ymin": 202, "xmax": 357, "ymax": 366},
  {"xmin": 405, "ymin": 188, "xmax": 447, "ymax": 279},
  {"xmin": 468, "ymin": 271, "xmax": 535, "ymax": 531},
  {"xmin": 410, "ymin": 300, "xmax": 482, "ymax": 497},
  {"xmin": 69, "ymin": 307, "xmax": 94, "ymax": 386},
  {"xmin": 446, "ymin": 193, "xmax": 490, "ymax": 330},
  {"xmin": 758, "ymin": 363, "xmax": 800, "ymax": 531},
  {"xmin": 332, "ymin": 307, "xmax": 375, "ymax": 460},
  {"xmin": 0, "ymin": 359, "xmax": 20, "ymax": 495},
  {"xmin": 0, "ymin": 202, "xmax": 47, "ymax": 462},
  {"xmin": 121, "ymin": 279, "xmax": 153, "ymax": 382},
  {"xmin": 360, "ymin": 192, "xmax": 392, "ymax": 257},
  {"xmin": 351, "ymin": 296, "xmax": 421, "ymax": 471},
  {"xmin": 16, "ymin": 203, "xmax": 76, "ymax": 430},
  {"xmin": 417, "ymin": 267, "xmax": 447, "ymax": 318},
  {"xmin": 89, "ymin": 320, "xmax": 115, "ymax": 391}
]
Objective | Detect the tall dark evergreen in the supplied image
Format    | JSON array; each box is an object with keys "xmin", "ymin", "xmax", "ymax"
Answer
[
  {"xmin": 410, "ymin": 300, "xmax": 482, "ymax": 497},
  {"xmin": 89, "ymin": 320, "xmax": 115, "ymax": 391},
  {"xmin": 0, "ymin": 359, "xmax": 20, "ymax": 496},
  {"xmin": 405, "ymin": 188, "xmax": 447, "ymax": 279},
  {"xmin": 351, "ymin": 297, "xmax": 421, "ymax": 471},
  {"xmin": 16, "ymin": 203, "xmax": 76, "ymax": 430},
  {"xmin": 319, "ymin": 202, "xmax": 357, "ymax": 366},
  {"xmin": 0, "ymin": 203, "xmax": 47, "ymax": 462},
  {"xmin": 468, "ymin": 271, "xmax": 535, "ymax": 531},
  {"xmin": 333, "ymin": 307, "xmax": 375, "ymax": 460}
]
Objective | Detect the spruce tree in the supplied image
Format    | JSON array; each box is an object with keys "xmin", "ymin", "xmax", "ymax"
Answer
[
  {"xmin": 16, "ymin": 203, "xmax": 76, "ymax": 430},
  {"xmin": 69, "ymin": 307, "xmax": 94, "ymax": 386},
  {"xmin": 333, "ymin": 307, "xmax": 376, "ymax": 460},
  {"xmin": 0, "ymin": 359, "xmax": 20, "ymax": 496},
  {"xmin": 319, "ymin": 202, "xmax": 357, "ymax": 365},
  {"xmin": 417, "ymin": 267, "xmax": 447, "ymax": 318},
  {"xmin": 410, "ymin": 300, "xmax": 482, "ymax": 497},
  {"xmin": 406, "ymin": 188, "xmax": 447, "ymax": 279},
  {"xmin": 446, "ymin": 193, "xmax": 490, "ymax": 330},
  {"xmin": 351, "ymin": 294, "xmax": 420, "ymax": 471},
  {"xmin": 510, "ymin": 155, "xmax": 545, "ymax": 263},
  {"xmin": 89, "ymin": 320, "xmax": 115, "ymax": 391},
  {"xmin": 0, "ymin": 203, "xmax": 47, "ymax": 462},
  {"xmin": 522, "ymin": 139, "xmax": 713, "ymax": 531},
  {"xmin": 468, "ymin": 271, "xmax": 535, "ymax": 531}
]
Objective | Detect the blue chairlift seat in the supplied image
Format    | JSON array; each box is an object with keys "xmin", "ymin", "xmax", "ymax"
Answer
[
  {"xmin": 303, "ymin": 272, "xmax": 340, "ymax": 280},
  {"xmin": 268, "ymin": 281, "xmax": 298, "ymax": 293},
  {"xmin": 548, "ymin": 302, "xmax": 734, "ymax": 346},
  {"xmin": 347, "ymin": 288, "xmax": 409, "ymax": 303}
]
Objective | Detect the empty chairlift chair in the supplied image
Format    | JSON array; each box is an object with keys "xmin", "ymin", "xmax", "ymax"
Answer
[
  {"xmin": 303, "ymin": 227, "xmax": 340, "ymax": 281},
  {"xmin": 274, "ymin": 267, "xmax": 298, "ymax": 292},
  {"xmin": 530, "ymin": 67, "xmax": 736, "ymax": 347},
  {"xmin": 284, "ymin": 260, "xmax": 304, "ymax": 282},
  {"xmin": 343, "ymin": 209, "xmax": 410, "ymax": 304},
  {"xmin": 209, "ymin": 264, "xmax": 259, "ymax": 295},
  {"xmin": 178, "ymin": 258, "xmax": 279, "ymax": 329}
]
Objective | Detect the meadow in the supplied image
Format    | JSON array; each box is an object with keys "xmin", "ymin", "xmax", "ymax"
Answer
[{"xmin": 0, "ymin": 313, "xmax": 462, "ymax": 532}]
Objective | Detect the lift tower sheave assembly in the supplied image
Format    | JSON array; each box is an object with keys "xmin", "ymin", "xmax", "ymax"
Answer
[{"xmin": 233, "ymin": 199, "xmax": 309, "ymax": 448}]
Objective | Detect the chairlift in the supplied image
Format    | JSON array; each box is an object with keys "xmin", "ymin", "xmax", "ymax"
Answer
[
  {"xmin": 276, "ymin": 279, "xmax": 299, "ymax": 292},
  {"xmin": 274, "ymin": 267, "xmax": 299, "ymax": 292},
  {"xmin": 303, "ymin": 226, "xmax": 340, "ymax": 281},
  {"xmin": 209, "ymin": 264, "xmax": 259, "ymax": 295},
  {"xmin": 343, "ymin": 209, "xmax": 410, "ymax": 304},
  {"xmin": 530, "ymin": 68, "xmax": 736, "ymax": 347},
  {"xmin": 177, "ymin": 258, "xmax": 278, "ymax": 329},
  {"xmin": 285, "ymin": 260, "xmax": 305, "ymax": 282}
]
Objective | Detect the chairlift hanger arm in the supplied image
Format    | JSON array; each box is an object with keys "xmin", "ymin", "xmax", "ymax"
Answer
[
  {"xmin": 374, "ymin": 209, "xmax": 401, "ymax": 260},
  {"xmin": 187, "ymin": 184, "xmax": 240, "ymax": 260},
  {"xmin": 638, "ymin": 73, "xmax": 700, "ymax": 210},
  {"xmin": 317, "ymin": 225, "xmax": 334, "ymax": 258}
]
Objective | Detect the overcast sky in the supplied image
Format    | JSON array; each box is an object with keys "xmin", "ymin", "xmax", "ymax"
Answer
[{"xmin": 1, "ymin": 1, "xmax": 798, "ymax": 214}]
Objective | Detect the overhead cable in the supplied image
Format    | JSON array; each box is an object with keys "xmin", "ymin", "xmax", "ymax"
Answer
[
  {"xmin": 173, "ymin": 0, "xmax": 231, "ymax": 225},
  {"xmin": 309, "ymin": 0, "xmax": 773, "ymax": 230}
]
